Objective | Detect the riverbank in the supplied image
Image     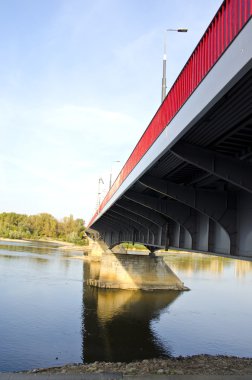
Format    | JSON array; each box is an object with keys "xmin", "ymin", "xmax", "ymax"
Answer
[{"xmin": 23, "ymin": 356, "xmax": 252, "ymax": 376}]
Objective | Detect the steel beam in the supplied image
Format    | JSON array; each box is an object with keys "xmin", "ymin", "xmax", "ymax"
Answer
[
  {"xmin": 108, "ymin": 210, "xmax": 148, "ymax": 241},
  {"xmin": 105, "ymin": 212, "xmax": 144, "ymax": 243},
  {"xmin": 111, "ymin": 207, "xmax": 156, "ymax": 245},
  {"xmin": 171, "ymin": 141, "xmax": 252, "ymax": 193},
  {"xmin": 139, "ymin": 175, "xmax": 237, "ymax": 255},
  {"xmin": 116, "ymin": 199, "xmax": 167, "ymax": 247},
  {"xmin": 125, "ymin": 191, "xmax": 196, "ymax": 249},
  {"xmin": 117, "ymin": 198, "xmax": 167, "ymax": 227},
  {"xmin": 112, "ymin": 206, "xmax": 157, "ymax": 233},
  {"xmin": 98, "ymin": 215, "xmax": 133, "ymax": 242}
]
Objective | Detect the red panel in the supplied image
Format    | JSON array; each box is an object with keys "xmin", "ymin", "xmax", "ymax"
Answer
[
  {"xmin": 239, "ymin": 0, "xmax": 243, "ymax": 28},
  {"xmin": 89, "ymin": 0, "xmax": 252, "ymax": 227},
  {"xmin": 221, "ymin": 5, "xmax": 225, "ymax": 53}
]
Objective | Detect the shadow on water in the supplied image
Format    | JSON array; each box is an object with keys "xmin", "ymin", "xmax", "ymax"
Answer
[{"xmin": 81, "ymin": 261, "xmax": 182, "ymax": 363}]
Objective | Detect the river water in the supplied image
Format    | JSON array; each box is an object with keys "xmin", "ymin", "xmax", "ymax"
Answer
[{"xmin": 0, "ymin": 240, "xmax": 252, "ymax": 372}]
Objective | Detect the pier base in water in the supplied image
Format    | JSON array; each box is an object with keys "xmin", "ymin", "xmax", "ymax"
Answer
[{"xmin": 87, "ymin": 252, "xmax": 188, "ymax": 291}]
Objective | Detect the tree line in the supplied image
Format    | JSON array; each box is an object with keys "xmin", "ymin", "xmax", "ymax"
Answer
[{"xmin": 0, "ymin": 212, "xmax": 88, "ymax": 245}]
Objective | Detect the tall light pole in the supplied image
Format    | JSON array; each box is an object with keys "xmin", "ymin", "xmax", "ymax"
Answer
[
  {"xmin": 161, "ymin": 28, "xmax": 188, "ymax": 103},
  {"xmin": 109, "ymin": 160, "xmax": 120, "ymax": 189},
  {"xmin": 96, "ymin": 177, "xmax": 104, "ymax": 210}
]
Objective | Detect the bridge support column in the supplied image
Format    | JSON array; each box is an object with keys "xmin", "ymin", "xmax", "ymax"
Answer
[
  {"xmin": 179, "ymin": 226, "xmax": 192, "ymax": 249},
  {"xmin": 208, "ymin": 219, "xmax": 230, "ymax": 254},
  {"xmin": 237, "ymin": 191, "xmax": 252, "ymax": 257},
  {"xmin": 170, "ymin": 222, "xmax": 180, "ymax": 248},
  {"xmin": 195, "ymin": 214, "xmax": 209, "ymax": 252},
  {"xmin": 87, "ymin": 252, "xmax": 188, "ymax": 291}
]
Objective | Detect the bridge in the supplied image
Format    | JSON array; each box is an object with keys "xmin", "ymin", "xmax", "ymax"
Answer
[{"xmin": 88, "ymin": 0, "xmax": 252, "ymax": 259}]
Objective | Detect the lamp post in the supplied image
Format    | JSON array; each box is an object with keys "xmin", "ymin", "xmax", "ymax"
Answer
[
  {"xmin": 109, "ymin": 160, "xmax": 120, "ymax": 189},
  {"xmin": 161, "ymin": 28, "xmax": 188, "ymax": 102},
  {"xmin": 96, "ymin": 177, "xmax": 104, "ymax": 210}
]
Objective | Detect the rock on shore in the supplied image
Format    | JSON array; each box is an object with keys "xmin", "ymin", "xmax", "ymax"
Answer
[{"xmin": 26, "ymin": 355, "xmax": 252, "ymax": 376}]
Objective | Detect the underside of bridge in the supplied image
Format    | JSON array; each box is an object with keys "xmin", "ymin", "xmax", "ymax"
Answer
[
  {"xmin": 92, "ymin": 66, "xmax": 252, "ymax": 257},
  {"xmin": 90, "ymin": 4, "xmax": 252, "ymax": 258}
]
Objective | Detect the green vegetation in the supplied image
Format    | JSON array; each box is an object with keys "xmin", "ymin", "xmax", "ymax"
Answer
[
  {"xmin": 0, "ymin": 212, "xmax": 88, "ymax": 245},
  {"xmin": 121, "ymin": 242, "xmax": 148, "ymax": 251}
]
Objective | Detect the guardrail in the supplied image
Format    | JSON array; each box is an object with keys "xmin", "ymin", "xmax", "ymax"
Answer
[{"xmin": 89, "ymin": 0, "xmax": 252, "ymax": 227}]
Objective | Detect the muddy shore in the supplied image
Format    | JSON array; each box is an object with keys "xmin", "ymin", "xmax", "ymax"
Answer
[{"xmin": 25, "ymin": 356, "xmax": 252, "ymax": 376}]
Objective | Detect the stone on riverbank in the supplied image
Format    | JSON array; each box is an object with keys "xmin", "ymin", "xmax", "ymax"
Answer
[{"xmin": 25, "ymin": 355, "xmax": 252, "ymax": 376}]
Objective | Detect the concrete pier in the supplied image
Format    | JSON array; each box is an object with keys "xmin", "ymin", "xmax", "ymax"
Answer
[
  {"xmin": 83, "ymin": 237, "xmax": 110, "ymax": 260},
  {"xmin": 87, "ymin": 252, "xmax": 188, "ymax": 291}
]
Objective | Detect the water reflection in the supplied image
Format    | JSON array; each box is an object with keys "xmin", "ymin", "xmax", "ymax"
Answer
[
  {"xmin": 0, "ymin": 241, "xmax": 60, "ymax": 254},
  {"xmin": 0, "ymin": 240, "xmax": 76, "ymax": 272},
  {"xmin": 0, "ymin": 241, "xmax": 84, "ymax": 372},
  {"xmin": 235, "ymin": 260, "xmax": 252, "ymax": 278},
  {"xmin": 164, "ymin": 252, "xmax": 252, "ymax": 278},
  {"xmin": 1, "ymin": 241, "xmax": 252, "ymax": 371},
  {"xmin": 0, "ymin": 253, "xmax": 48, "ymax": 261},
  {"xmin": 82, "ymin": 261, "xmax": 181, "ymax": 362}
]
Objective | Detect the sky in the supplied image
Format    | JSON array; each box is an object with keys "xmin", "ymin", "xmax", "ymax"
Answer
[{"xmin": 0, "ymin": 0, "xmax": 223, "ymax": 224}]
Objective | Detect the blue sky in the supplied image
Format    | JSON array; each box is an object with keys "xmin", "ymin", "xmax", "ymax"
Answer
[{"xmin": 0, "ymin": 0, "xmax": 223, "ymax": 223}]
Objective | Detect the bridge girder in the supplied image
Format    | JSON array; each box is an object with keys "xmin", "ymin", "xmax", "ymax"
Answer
[
  {"xmin": 111, "ymin": 206, "xmax": 156, "ymax": 245},
  {"xmin": 95, "ymin": 215, "xmax": 133, "ymax": 245},
  {"xmin": 108, "ymin": 209, "xmax": 149, "ymax": 244},
  {"xmin": 171, "ymin": 141, "xmax": 252, "ymax": 193},
  {"xmin": 125, "ymin": 191, "xmax": 196, "ymax": 249},
  {"xmin": 116, "ymin": 199, "xmax": 168, "ymax": 248},
  {"xmin": 116, "ymin": 198, "xmax": 167, "ymax": 227},
  {"xmin": 101, "ymin": 207, "xmax": 167, "ymax": 248},
  {"xmin": 112, "ymin": 205, "xmax": 158, "ymax": 233},
  {"xmin": 139, "ymin": 175, "xmax": 237, "ymax": 255},
  {"xmin": 96, "ymin": 215, "xmax": 130, "ymax": 233}
]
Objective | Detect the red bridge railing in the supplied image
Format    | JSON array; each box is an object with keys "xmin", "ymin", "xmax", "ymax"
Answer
[{"xmin": 89, "ymin": 0, "xmax": 252, "ymax": 227}]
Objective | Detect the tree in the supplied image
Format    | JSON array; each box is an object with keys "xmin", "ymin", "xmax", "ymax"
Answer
[{"xmin": 0, "ymin": 212, "xmax": 87, "ymax": 245}]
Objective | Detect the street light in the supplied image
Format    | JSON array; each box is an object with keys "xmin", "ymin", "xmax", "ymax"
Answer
[
  {"xmin": 109, "ymin": 160, "xmax": 120, "ymax": 189},
  {"xmin": 161, "ymin": 28, "xmax": 188, "ymax": 102},
  {"xmin": 96, "ymin": 177, "xmax": 104, "ymax": 210}
]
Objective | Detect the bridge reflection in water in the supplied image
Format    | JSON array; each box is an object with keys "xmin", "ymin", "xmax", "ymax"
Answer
[
  {"xmin": 163, "ymin": 251, "xmax": 252, "ymax": 278},
  {"xmin": 82, "ymin": 260, "xmax": 181, "ymax": 362},
  {"xmin": 1, "ymin": 240, "xmax": 252, "ymax": 370},
  {"xmin": 81, "ymin": 252, "xmax": 252, "ymax": 363}
]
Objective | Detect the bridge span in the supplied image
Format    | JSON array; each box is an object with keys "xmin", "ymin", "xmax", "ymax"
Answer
[{"xmin": 89, "ymin": 0, "xmax": 252, "ymax": 258}]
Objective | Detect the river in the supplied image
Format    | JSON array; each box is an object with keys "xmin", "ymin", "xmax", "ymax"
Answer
[{"xmin": 0, "ymin": 240, "xmax": 252, "ymax": 372}]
